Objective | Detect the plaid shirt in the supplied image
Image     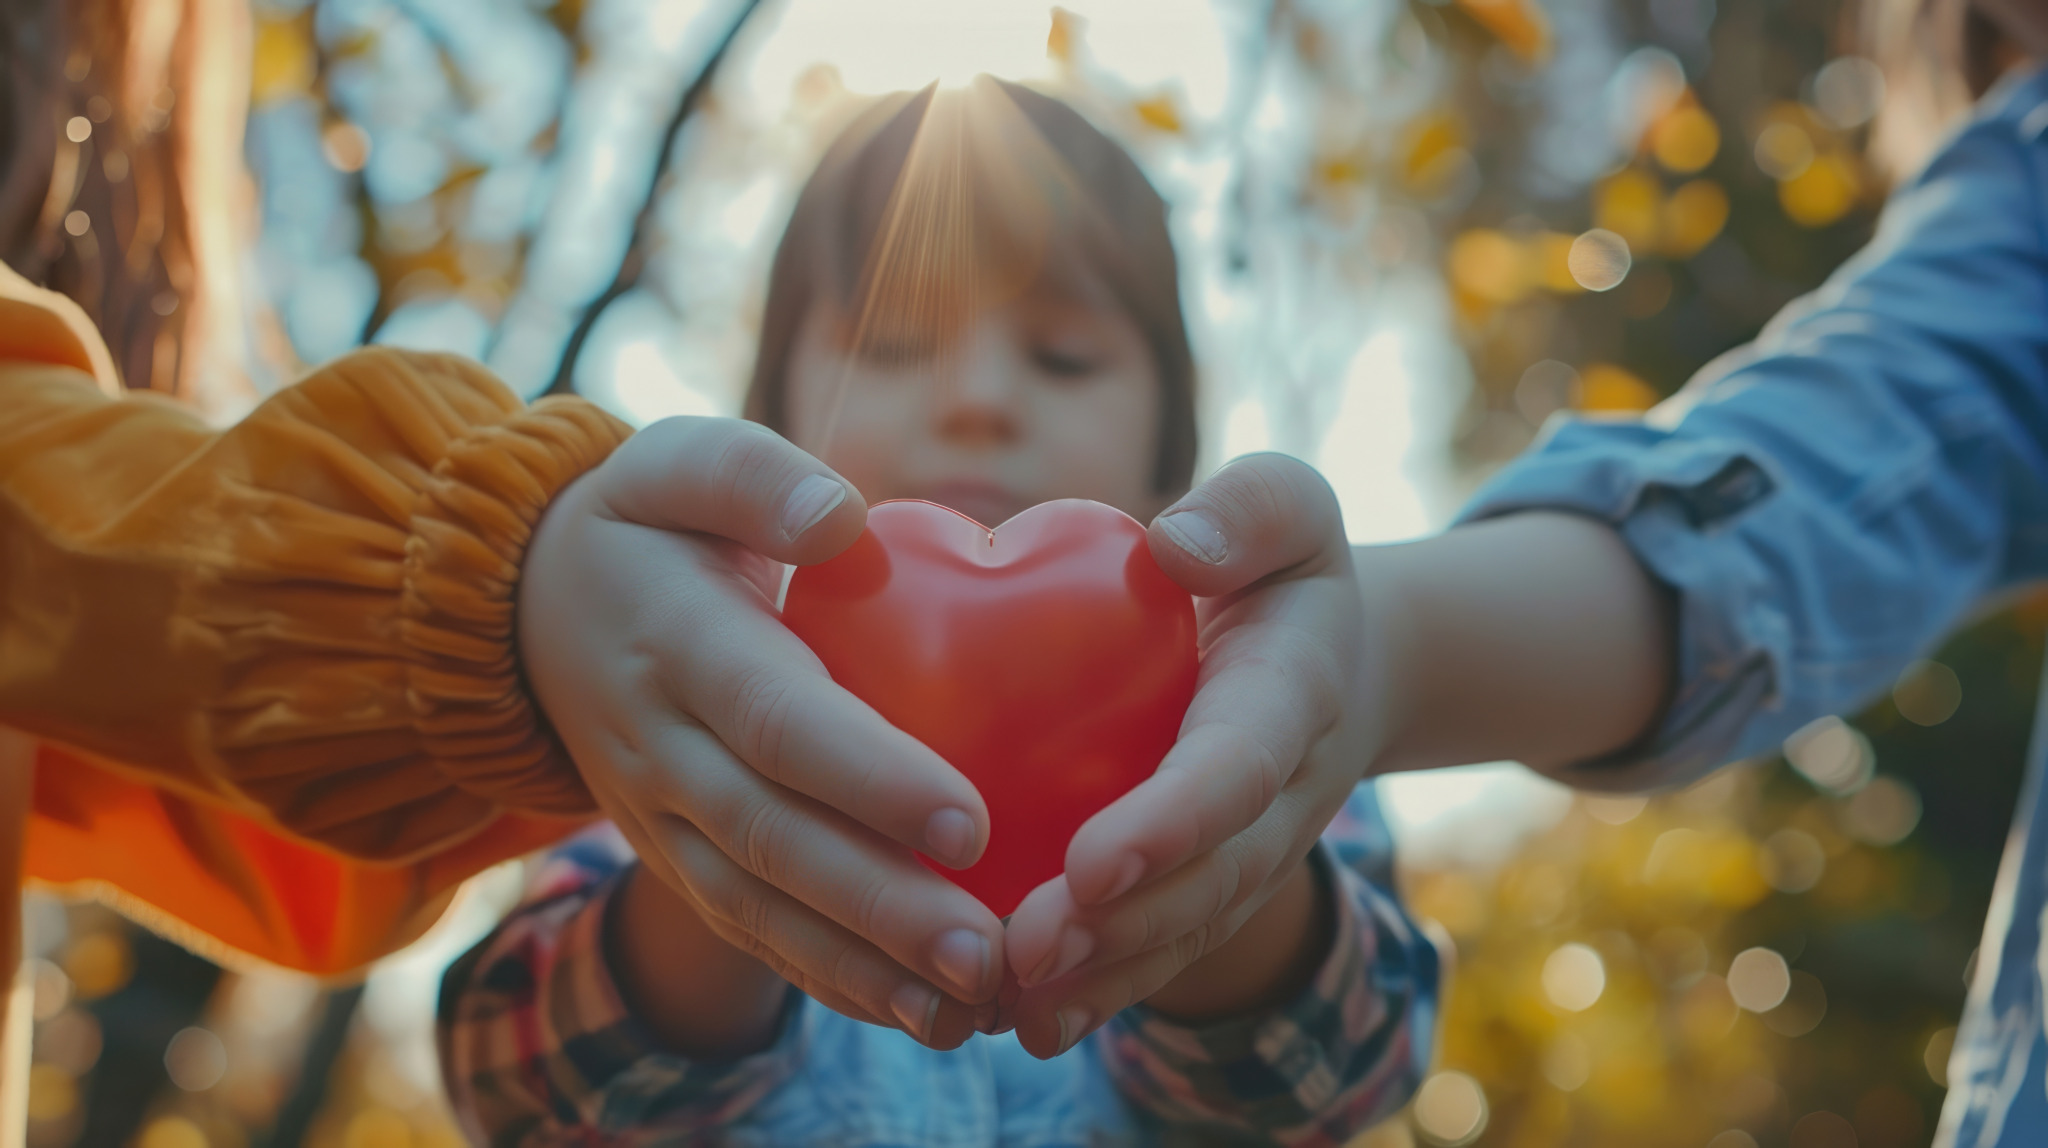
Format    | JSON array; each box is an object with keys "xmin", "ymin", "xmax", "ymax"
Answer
[{"xmin": 437, "ymin": 783, "xmax": 1437, "ymax": 1147}]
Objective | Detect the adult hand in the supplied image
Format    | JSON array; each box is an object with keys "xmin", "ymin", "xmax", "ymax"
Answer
[
  {"xmin": 519, "ymin": 417, "xmax": 1006, "ymax": 1049},
  {"xmin": 1001, "ymin": 453, "xmax": 1382, "ymax": 1057}
]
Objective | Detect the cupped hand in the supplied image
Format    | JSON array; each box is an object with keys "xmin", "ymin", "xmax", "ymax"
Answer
[
  {"xmin": 1001, "ymin": 453, "xmax": 1383, "ymax": 1057},
  {"xmin": 519, "ymin": 416, "xmax": 1006, "ymax": 1049}
]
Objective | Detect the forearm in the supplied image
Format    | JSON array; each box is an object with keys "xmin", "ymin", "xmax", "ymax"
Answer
[
  {"xmin": 1362, "ymin": 511, "xmax": 1676, "ymax": 778},
  {"xmin": 1143, "ymin": 858, "xmax": 1330, "ymax": 1022},
  {"xmin": 609, "ymin": 864, "xmax": 790, "ymax": 1058},
  {"xmin": 0, "ymin": 348, "xmax": 628, "ymax": 861}
]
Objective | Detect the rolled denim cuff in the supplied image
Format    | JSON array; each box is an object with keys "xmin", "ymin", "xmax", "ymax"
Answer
[{"xmin": 1457, "ymin": 421, "xmax": 1789, "ymax": 791}]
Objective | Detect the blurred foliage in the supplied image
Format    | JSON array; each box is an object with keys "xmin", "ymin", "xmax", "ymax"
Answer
[
  {"xmin": 1432, "ymin": 0, "xmax": 1890, "ymax": 466},
  {"xmin": 1363, "ymin": 606, "xmax": 2038, "ymax": 1148}
]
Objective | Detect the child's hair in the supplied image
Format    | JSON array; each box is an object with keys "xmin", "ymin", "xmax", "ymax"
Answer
[{"xmin": 743, "ymin": 79, "xmax": 1199, "ymax": 496}]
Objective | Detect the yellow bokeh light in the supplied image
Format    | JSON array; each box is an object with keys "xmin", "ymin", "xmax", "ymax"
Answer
[
  {"xmin": 1411, "ymin": 871, "xmax": 1489, "ymax": 939},
  {"xmin": 63, "ymin": 931, "xmax": 132, "ymax": 1000},
  {"xmin": 345, "ymin": 1107, "xmax": 415, "ymax": 1148},
  {"xmin": 1593, "ymin": 169, "xmax": 1663, "ymax": 250},
  {"xmin": 1574, "ymin": 363, "xmax": 1659, "ymax": 413},
  {"xmin": 1727, "ymin": 947, "xmax": 1791, "ymax": 1012},
  {"xmin": 1663, "ymin": 179, "xmax": 1730, "ymax": 259},
  {"xmin": 1566, "ymin": 230, "xmax": 1631, "ymax": 292},
  {"xmin": 1676, "ymin": 975, "xmax": 1740, "ymax": 1047},
  {"xmin": 1893, "ymin": 659, "xmax": 1963, "ymax": 726},
  {"xmin": 1925, "ymin": 1026, "xmax": 1957, "ymax": 1087},
  {"xmin": 25, "ymin": 1064, "xmax": 77, "ymax": 1124},
  {"xmin": 1448, "ymin": 229, "xmax": 1529, "ymax": 306},
  {"xmin": 1414, "ymin": 1071, "xmax": 1489, "ymax": 1145},
  {"xmin": 138, "ymin": 1116, "xmax": 209, "ymax": 1148},
  {"xmin": 1779, "ymin": 153, "xmax": 1860, "ymax": 227},
  {"xmin": 1753, "ymin": 120, "xmax": 1815, "ymax": 181},
  {"xmin": 1541, "ymin": 943, "xmax": 1607, "ymax": 1012},
  {"xmin": 1531, "ymin": 231, "xmax": 1583, "ymax": 293},
  {"xmin": 1651, "ymin": 105, "xmax": 1720, "ymax": 174},
  {"xmin": 251, "ymin": 18, "xmax": 315, "ymax": 106},
  {"xmin": 322, "ymin": 122, "xmax": 372, "ymax": 174}
]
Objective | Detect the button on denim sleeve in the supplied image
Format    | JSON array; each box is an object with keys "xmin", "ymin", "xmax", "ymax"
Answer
[{"xmin": 1460, "ymin": 70, "xmax": 2048, "ymax": 791}]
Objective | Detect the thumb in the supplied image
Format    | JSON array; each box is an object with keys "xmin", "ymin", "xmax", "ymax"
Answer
[
  {"xmin": 1146, "ymin": 452, "xmax": 1347, "ymax": 597},
  {"xmin": 593, "ymin": 416, "xmax": 868, "ymax": 564}
]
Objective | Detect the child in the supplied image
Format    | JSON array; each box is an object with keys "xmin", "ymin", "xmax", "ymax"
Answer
[{"xmin": 441, "ymin": 81, "xmax": 1440, "ymax": 1145}]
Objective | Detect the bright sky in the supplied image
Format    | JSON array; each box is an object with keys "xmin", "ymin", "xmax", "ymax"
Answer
[{"xmin": 737, "ymin": 0, "xmax": 1233, "ymax": 118}]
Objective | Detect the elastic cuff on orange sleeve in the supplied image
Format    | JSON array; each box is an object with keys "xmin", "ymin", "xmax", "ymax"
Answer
[{"xmin": 401, "ymin": 395, "xmax": 633, "ymax": 819}]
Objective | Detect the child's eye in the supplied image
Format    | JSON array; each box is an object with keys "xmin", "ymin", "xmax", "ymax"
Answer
[{"xmin": 1032, "ymin": 345, "xmax": 1098, "ymax": 378}]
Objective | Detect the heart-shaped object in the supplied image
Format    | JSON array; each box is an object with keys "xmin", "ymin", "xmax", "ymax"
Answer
[{"xmin": 782, "ymin": 499, "xmax": 1199, "ymax": 916}]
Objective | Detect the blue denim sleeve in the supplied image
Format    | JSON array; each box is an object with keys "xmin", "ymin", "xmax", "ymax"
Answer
[{"xmin": 1460, "ymin": 71, "xmax": 2048, "ymax": 791}]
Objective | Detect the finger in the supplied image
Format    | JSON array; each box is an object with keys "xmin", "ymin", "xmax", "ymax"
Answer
[
  {"xmin": 1147, "ymin": 452, "xmax": 1348, "ymax": 597},
  {"xmin": 1014, "ymin": 791, "xmax": 1322, "ymax": 987},
  {"xmin": 647, "ymin": 813, "xmax": 981, "ymax": 1049},
  {"xmin": 651, "ymin": 579, "xmax": 992, "ymax": 868},
  {"xmin": 595, "ymin": 416, "xmax": 869, "ymax": 565},
  {"xmin": 650, "ymin": 720, "xmax": 1005, "ymax": 1003},
  {"xmin": 1009, "ymin": 929, "xmax": 1229, "ymax": 1060},
  {"xmin": 1059, "ymin": 620, "xmax": 1342, "ymax": 905}
]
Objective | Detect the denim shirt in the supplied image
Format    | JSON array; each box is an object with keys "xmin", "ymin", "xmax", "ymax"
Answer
[
  {"xmin": 438, "ymin": 785, "xmax": 1436, "ymax": 1147},
  {"xmin": 1461, "ymin": 65, "xmax": 2048, "ymax": 1148}
]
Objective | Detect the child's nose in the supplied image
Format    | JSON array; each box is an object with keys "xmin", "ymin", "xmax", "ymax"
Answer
[
  {"xmin": 932, "ymin": 333, "xmax": 1023, "ymax": 447},
  {"xmin": 935, "ymin": 391, "xmax": 1020, "ymax": 445}
]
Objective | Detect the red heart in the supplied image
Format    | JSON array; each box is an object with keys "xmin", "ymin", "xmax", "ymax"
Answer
[{"xmin": 782, "ymin": 499, "xmax": 1199, "ymax": 916}]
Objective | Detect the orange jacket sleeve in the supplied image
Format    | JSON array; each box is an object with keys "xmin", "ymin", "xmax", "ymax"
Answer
[{"xmin": 0, "ymin": 265, "xmax": 631, "ymax": 975}]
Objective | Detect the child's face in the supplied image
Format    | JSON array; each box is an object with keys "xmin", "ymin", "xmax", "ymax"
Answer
[{"xmin": 785, "ymin": 287, "xmax": 1169, "ymax": 527}]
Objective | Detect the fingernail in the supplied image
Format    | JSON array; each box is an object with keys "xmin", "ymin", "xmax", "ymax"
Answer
[
  {"xmin": 781, "ymin": 473, "xmax": 849, "ymax": 542},
  {"xmin": 1024, "ymin": 926, "xmax": 1093, "ymax": 988},
  {"xmin": 1055, "ymin": 1004, "xmax": 1093, "ymax": 1055},
  {"xmin": 890, "ymin": 982, "xmax": 940, "ymax": 1042},
  {"xmin": 1100, "ymin": 853, "xmax": 1146, "ymax": 903},
  {"xmin": 1158, "ymin": 510, "xmax": 1227, "ymax": 564},
  {"xmin": 933, "ymin": 929, "xmax": 990, "ymax": 997},
  {"xmin": 924, "ymin": 807, "xmax": 978, "ymax": 867}
]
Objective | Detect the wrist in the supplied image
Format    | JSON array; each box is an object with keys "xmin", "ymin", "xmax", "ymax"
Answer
[
  {"xmin": 1143, "ymin": 855, "xmax": 1334, "ymax": 1022},
  {"xmin": 605, "ymin": 864, "xmax": 788, "ymax": 1059},
  {"xmin": 1352, "ymin": 513, "xmax": 1674, "ymax": 776},
  {"xmin": 1350, "ymin": 540, "xmax": 1427, "ymax": 776}
]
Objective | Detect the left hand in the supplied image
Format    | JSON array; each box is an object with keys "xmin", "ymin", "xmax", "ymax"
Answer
[{"xmin": 1001, "ymin": 453, "xmax": 1385, "ymax": 1058}]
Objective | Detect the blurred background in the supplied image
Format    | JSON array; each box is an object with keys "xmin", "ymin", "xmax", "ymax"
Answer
[{"xmin": 19, "ymin": 0, "xmax": 2032, "ymax": 1145}]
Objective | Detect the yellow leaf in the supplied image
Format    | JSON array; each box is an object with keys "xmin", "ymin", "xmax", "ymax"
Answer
[
  {"xmin": 1047, "ymin": 7, "xmax": 1080, "ymax": 64},
  {"xmin": 1400, "ymin": 111, "xmax": 1467, "ymax": 194},
  {"xmin": 1133, "ymin": 93, "xmax": 1182, "ymax": 135},
  {"xmin": 1456, "ymin": 0, "xmax": 1553, "ymax": 63},
  {"xmin": 251, "ymin": 17, "xmax": 315, "ymax": 106}
]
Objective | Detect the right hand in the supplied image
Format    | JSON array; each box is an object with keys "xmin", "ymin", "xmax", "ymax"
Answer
[{"xmin": 518, "ymin": 416, "xmax": 1006, "ymax": 1049}]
